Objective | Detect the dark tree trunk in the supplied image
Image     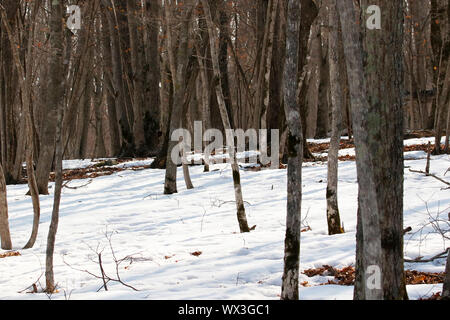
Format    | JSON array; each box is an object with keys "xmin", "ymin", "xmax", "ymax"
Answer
[
  {"xmin": 338, "ymin": 0, "xmax": 408, "ymax": 300},
  {"xmin": 144, "ymin": 0, "xmax": 161, "ymax": 154},
  {"xmin": 442, "ymin": 248, "xmax": 450, "ymax": 299},
  {"xmin": 45, "ymin": 0, "xmax": 65, "ymax": 293},
  {"xmin": 281, "ymin": 0, "xmax": 303, "ymax": 300},
  {"xmin": 0, "ymin": 164, "xmax": 12, "ymax": 250},
  {"xmin": 326, "ymin": 0, "xmax": 344, "ymax": 236}
]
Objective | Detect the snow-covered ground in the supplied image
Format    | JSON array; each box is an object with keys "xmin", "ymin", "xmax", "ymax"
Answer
[{"xmin": 0, "ymin": 138, "xmax": 449, "ymax": 300}]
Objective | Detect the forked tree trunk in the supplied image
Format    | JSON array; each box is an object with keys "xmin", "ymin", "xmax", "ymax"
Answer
[
  {"xmin": 281, "ymin": 0, "xmax": 303, "ymax": 300},
  {"xmin": 337, "ymin": 0, "xmax": 408, "ymax": 300},
  {"xmin": 201, "ymin": 0, "xmax": 250, "ymax": 233},
  {"xmin": 257, "ymin": 0, "xmax": 279, "ymax": 133},
  {"xmin": 326, "ymin": 0, "xmax": 344, "ymax": 236},
  {"xmin": 45, "ymin": 0, "xmax": 65, "ymax": 293},
  {"xmin": 163, "ymin": 0, "xmax": 194, "ymax": 195},
  {"xmin": 1, "ymin": 0, "xmax": 41, "ymax": 249},
  {"xmin": 335, "ymin": 0, "xmax": 383, "ymax": 300}
]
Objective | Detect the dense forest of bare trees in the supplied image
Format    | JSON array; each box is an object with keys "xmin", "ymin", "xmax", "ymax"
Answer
[{"xmin": 0, "ymin": 0, "xmax": 449, "ymax": 300}]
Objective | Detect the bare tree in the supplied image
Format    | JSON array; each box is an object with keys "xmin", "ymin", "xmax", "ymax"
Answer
[
  {"xmin": 200, "ymin": 0, "xmax": 250, "ymax": 233},
  {"xmin": 337, "ymin": 0, "xmax": 408, "ymax": 300},
  {"xmin": 45, "ymin": 0, "xmax": 66, "ymax": 293},
  {"xmin": 326, "ymin": 0, "xmax": 344, "ymax": 236},
  {"xmin": 336, "ymin": 0, "xmax": 383, "ymax": 300},
  {"xmin": 281, "ymin": 0, "xmax": 303, "ymax": 300},
  {"xmin": 0, "ymin": 0, "xmax": 42, "ymax": 249},
  {"xmin": 163, "ymin": 0, "xmax": 195, "ymax": 195}
]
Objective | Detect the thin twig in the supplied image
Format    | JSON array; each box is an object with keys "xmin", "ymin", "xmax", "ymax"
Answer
[
  {"xmin": 405, "ymin": 248, "xmax": 449, "ymax": 263},
  {"xmin": 409, "ymin": 169, "xmax": 450, "ymax": 186}
]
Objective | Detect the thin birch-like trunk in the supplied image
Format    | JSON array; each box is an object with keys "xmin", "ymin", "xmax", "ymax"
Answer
[
  {"xmin": 45, "ymin": 0, "xmax": 65, "ymax": 293},
  {"xmin": 201, "ymin": 0, "xmax": 250, "ymax": 233},
  {"xmin": 326, "ymin": 0, "xmax": 344, "ymax": 236},
  {"xmin": 261, "ymin": 0, "xmax": 279, "ymax": 151}
]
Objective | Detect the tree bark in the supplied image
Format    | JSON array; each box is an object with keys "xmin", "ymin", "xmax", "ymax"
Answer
[
  {"xmin": 326, "ymin": 0, "xmax": 344, "ymax": 236},
  {"xmin": 45, "ymin": 0, "xmax": 65, "ymax": 293},
  {"xmin": 336, "ymin": 0, "xmax": 384, "ymax": 300},
  {"xmin": 338, "ymin": 0, "xmax": 408, "ymax": 300},
  {"xmin": 201, "ymin": 0, "xmax": 250, "ymax": 233},
  {"xmin": 143, "ymin": 0, "xmax": 161, "ymax": 154},
  {"xmin": 0, "ymin": 164, "xmax": 12, "ymax": 250},
  {"xmin": 442, "ymin": 248, "xmax": 450, "ymax": 299},
  {"xmin": 315, "ymin": 10, "xmax": 330, "ymax": 139},
  {"xmin": 164, "ymin": 0, "xmax": 195, "ymax": 195},
  {"xmin": 127, "ymin": 0, "xmax": 146, "ymax": 154},
  {"xmin": 1, "ymin": 0, "xmax": 41, "ymax": 249},
  {"xmin": 281, "ymin": 0, "xmax": 303, "ymax": 300},
  {"xmin": 100, "ymin": 5, "xmax": 121, "ymax": 156}
]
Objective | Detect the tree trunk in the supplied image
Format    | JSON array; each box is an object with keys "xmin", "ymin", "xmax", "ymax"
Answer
[
  {"xmin": 164, "ymin": 0, "xmax": 194, "ymax": 195},
  {"xmin": 35, "ymin": 77, "xmax": 57, "ymax": 194},
  {"xmin": 1, "ymin": 0, "xmax": 41, "ymax": 249},
  {"xmin": 442, "ymin": 248, "xmax": 450, "ymax": 299},
  {"xmin": 336, "ymin": 0, "xmax": 384, "ymax": 300},
  {"xmin": 143, "ymin": 0, "xmax": 161, "ymax": 154},
  {"xmin": 326, "ymin": 0, "xmax": 344, "ymax": 236},
  {"xmin": 93, "ymin": 76, "xmax": 107, "ymax": 157},
  {"xmin": 218, "ymin": 9, "xmax": 234, "ymax": 130},
  {"xmin": 261, "ymin": 0, "xmax": 279, "ymax": 151},
  {"xmin": 100, "ymin": 6, "xmax": 121, "ymax": 156},
  {"xmin": 281, "ymin": 0, "xmax": 303, "ymax": 300},
  {"xmin": 201, "ymin": 0, "xmax": 250, "ymax": 233},
  {"xmin": 45, "ymin": 0, "xmax": 65, "ymax": 293},
  {"xmin": 127, "ymin": 0, "xmax": 146, "ymax": 154},
  {"xmin": 195, "ymin": 41, "xmax": 212, "ymax": 172},
  {"xmin": 338, "ymin": 0, "xmax": 408, "ymax": 300},
  {"xmin": 107, "ymin": 2, "xmax": 134, "ymax": 157},
  {"xmin": 0, "ymin": 164, "xmax": 12, "ymax": 250},
  {"xmin": 315, "ymin": 11, "xmax": 330, "ymax": 139},
  {"xmin": 362, "ymin": 0, "xmax": 408, "ymax": 300}
]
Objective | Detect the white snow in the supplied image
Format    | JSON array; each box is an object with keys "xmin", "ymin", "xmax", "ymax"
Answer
[{"xmin": 1, "ymin": 137, "xmax": 449, "ymax": 300}]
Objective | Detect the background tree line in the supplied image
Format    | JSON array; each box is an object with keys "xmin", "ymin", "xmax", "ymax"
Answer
[{"xmin": 0, "ymin": 0, "xmax": 448, "ymax": 188}]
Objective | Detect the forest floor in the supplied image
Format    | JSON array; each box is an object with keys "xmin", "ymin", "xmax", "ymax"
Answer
[{"xmin": 0, "ymin": 136, "xmax": 449, "ymax": 300}]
